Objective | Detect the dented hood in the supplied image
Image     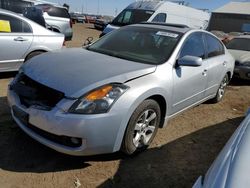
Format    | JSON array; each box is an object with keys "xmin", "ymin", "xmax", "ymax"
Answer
[{"xmin": 22, "ymin": 48, "xmax": 156, "ymax": 98}]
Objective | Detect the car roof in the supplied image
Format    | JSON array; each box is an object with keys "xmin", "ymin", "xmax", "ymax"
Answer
[
  {"xmin": 35, "ymin": 4, "xmax": 68, "ymax": 10},
  {"xmin": 0, "ymin": 8, "xmax": 17, "ymax": 14},
  {"xmin": 131, "ymin": 22, "xmax": 192, "ymax": 34}
]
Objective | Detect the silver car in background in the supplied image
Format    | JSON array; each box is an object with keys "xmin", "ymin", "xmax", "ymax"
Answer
[
  {"xmin": 8, "ymin": 23, "xmax": 234, "ymax": 156},
  {"xmin": 34, "ymin": 4, "xmax": 73, "ymax": 41},
  {"xmin": 193, "ymin": 109, "xmax": 250, "ymax": 188},
  {"xmin": 0, "ymin": 8, "xmax": 64, "ymax": 72},
  {"xmin": 226, "ymin": 35, "xmax": 250, "ymax": 80}
]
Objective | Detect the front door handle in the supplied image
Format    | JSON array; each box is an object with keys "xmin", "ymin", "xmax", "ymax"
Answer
[
  {"xmin": 223, "ymin": 61, "xmax": 227, "ymax": 66},
  {"xmin": 14, "ymin": 37, "xmax": 28, "ymax": 42}
]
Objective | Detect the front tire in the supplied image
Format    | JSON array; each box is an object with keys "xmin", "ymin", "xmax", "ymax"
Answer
[{"xmin": 122, "ymin": 99, "xmax": 161, "ymax": 155}]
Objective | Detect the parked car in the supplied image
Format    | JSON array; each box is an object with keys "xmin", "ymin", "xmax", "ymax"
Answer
[
  {"xmin": 70, "ymin": 13, "xmax": 86, "ymax": 24},
  {"xmin": 8, "ymin": 23, "xmax": 234, "ymax": 156},
  {"xmin": 226, "ymin": 35, "xmax": 250, "ymax": 80},
  {"xmin": 0, "ymin": 0, "xmax": 33, "ymax": 14},
  {"xmin": 193, "ymin": 109, "xmax": 250, "ymax": 188},
  {"xmin": 85, "ymin": 15, "xmax": 96, "ymax": 24},
  {"xmin": 23, "ymin": 7, "xmax": 46, "ymax": 27},
  {"xmin": 101, "ymin": 1, "xmax": 210, "ymax": 37},
  {"xmin": 94, "ymin": 18, "xmax": 110, "ymax": 31},
  {"xmin": 75, "ymin": 16, "xmax": 85, "ymax": 23},
  {"xmin": 34, "ymin": 4, "xmax": 73, "ymax": 41},
  {"xmin": 0, "ymin": 8, "xmax": 64, "ymax": 72}
]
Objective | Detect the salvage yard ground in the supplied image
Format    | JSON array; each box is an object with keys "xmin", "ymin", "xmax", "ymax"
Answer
[{"xmin": 0, "ymin": 24, "xmax": 249, "ymax": 188}]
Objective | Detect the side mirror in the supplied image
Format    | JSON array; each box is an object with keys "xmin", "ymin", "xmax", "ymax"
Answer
[
  {"xmin": 83, "ymin": 37, "xmax": 94, "ymax": 47},
  {"xmin": 178, "ymin": 55, "xmax": 202, "ymax": 67}
]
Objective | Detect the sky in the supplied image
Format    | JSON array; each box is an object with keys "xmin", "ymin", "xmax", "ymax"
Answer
[{"xmin": 47, "ymin": 0, "xmax": 234, "ymax": 16}]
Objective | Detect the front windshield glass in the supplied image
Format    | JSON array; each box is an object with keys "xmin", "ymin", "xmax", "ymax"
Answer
[
  {"xmin": 112, "ymin": 9, "xmax": 154, "ymax": 26},
  {"xmin": 88, "ymin": 26, "xmax": 182, "ymax": 65},
  {"xmin": 226, "ymin": 38, "xmax": 250, "ymax": 51}
]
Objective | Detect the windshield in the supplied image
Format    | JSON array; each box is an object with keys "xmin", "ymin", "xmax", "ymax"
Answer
[
  {"xmin": 112, "ymin": 9, "xmax": 154, "ymax": 26},
  {"xmin": 88, "ymin": 26, "xmax": 182, "ymax": 65},
  {"xmin": 226, "ymin": 38, "xmax": 250, "ymax": 51}
]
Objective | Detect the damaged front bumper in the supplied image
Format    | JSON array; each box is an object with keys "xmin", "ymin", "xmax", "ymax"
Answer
[{"xmin": 7, "ymin": 88, "xmax": 124, "ymax": 156}]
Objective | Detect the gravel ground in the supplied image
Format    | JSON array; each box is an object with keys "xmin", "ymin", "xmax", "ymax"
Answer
[{"xmin": 0, "ymin": 24, "xmax": 249, "ymax": 188}]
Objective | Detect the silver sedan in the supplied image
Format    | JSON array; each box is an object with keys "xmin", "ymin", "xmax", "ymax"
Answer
[
  {"xmin": 226, "ymin": 35, "xmax": 250, "ymax": 80},
  {"xmin": 193, "ymin": 109, "xmax": 250, "ymax": 188},
  {"xmin": 0, "ymin": 8, "xmax": 64, "ymax": 72},
  {"xmin": 8, "ymin": 23, "xmax": 234, "ymax": 156}
]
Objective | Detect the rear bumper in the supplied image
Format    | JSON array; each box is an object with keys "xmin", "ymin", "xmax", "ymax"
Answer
[
  {"xmin": 234, "ymin": 65, "xmax": 250, "ymax": 80},
  {"xmin": 65, "ymin": 35, "xmax": 72, "ymax": 41}
]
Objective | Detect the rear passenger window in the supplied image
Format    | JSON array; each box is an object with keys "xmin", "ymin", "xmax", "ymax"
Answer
[
  {"xmin": 152, "ymin": 13, "xmax": 167, "ymax": 22},
  {"xmin": 48, "ymin": 7, "xmax": 70, "ymax": 18},
  {"xmin": 179, "ymin": 32, "xmax": 205, "ymax": 59},
  {"xmin": 0, "ymin": 14, "xmax": 31, "ymax": 33},
  {"xmin": 205, "ymin": 34, "xmax": 224, "ymax": 58}
]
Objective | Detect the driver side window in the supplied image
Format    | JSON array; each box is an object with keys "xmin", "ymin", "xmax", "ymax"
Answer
[{"xmin": 179, "ymin": 32, "xmax": 205, "ymax": 59}]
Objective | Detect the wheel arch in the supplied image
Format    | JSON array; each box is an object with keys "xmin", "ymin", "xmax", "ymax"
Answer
[
  {"xmin": 47, "ymin": 25, "xmax": 61, "ymax": 33},
  {"xmin": 147, "ymin": 94, "xmax": 167, "ymax": 128},
  {"xmin": 24, "ymin": 50, "xmax": 48, "ymax": 62},
  {"xmin": 113, "ymin": 89, "xmax": 169, "ymax": 152},
  {"xmin": 227, "ymin": 71, "xmax": 232, "ymax": 82}
]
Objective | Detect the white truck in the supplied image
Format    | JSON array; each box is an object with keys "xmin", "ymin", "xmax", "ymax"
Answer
[{"xmin": 100, "ymin": 0, "xmax": 210, "ymax": 37}]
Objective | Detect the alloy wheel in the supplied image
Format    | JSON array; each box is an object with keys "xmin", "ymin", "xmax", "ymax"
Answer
[{"xmin": 133, "ymin": 109, "xmax": 157, "ymax": 148}]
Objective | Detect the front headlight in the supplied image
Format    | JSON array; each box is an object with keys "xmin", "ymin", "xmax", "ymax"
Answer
[{"xmin": 69, "ymin": 83, "xmax": 129, "ymax": 114}]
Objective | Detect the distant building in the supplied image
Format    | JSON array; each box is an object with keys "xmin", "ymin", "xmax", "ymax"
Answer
[{"xmin": 208, "ymin": 2, "xmax": 250, "ymax": 33}]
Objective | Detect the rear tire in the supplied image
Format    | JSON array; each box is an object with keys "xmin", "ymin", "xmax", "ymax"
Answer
[
  {"xmin": 122, "ymin": 99, "xmax": 161, "ymax": 155},
  {"xmin": 25, "ymin": 51, "xmax": 45, "ymax": 62},
  {"xmin": 210, "ymin": 74, "xmax": 229, "ymax": 103}
]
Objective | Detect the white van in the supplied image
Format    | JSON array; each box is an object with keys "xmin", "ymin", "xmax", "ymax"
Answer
[{"xmin": 100, "ymin": 1, "xmax": 210, "ymax": 37}]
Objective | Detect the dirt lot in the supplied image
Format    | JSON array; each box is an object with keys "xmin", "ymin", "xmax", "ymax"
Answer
[{"xmin": 0, "ymin": 24, "xmax": 250, "ymax": 188}]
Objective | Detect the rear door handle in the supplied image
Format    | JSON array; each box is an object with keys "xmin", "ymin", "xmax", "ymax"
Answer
[
  {"xmin": 202, "ymin": 69, "xmax": 207, "ymax": 76},
  {"xmin": 14, "ymin": 37, "xmax": 28, "ymax": 42}
]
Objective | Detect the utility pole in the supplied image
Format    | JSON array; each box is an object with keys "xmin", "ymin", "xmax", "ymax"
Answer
[
  {"xmin": 97, "ymin": 0, "xmax": 100, "ymax": 15},
  {"xmin": 85, "ymin": 0, "xmax": 87, "ymax": 14},
  {"xmin": 115, "ymin": 8, "xmax": 118, "ymax": 16},
  {"xmin": 82, "ymin": 0, "xmax": 84, "ymax": 14}
]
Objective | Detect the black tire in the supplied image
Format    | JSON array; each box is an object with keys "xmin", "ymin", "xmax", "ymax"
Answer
[
  {"xmin": 210, "ymin": 74, "xmax": 229, "ymax": 103},
  {"xmin": 25, "ymin": 51, "xmax": 45, "ymax": 62},
  {"xmin": 122, "ymin": 99, "xmax": 161, "ymax": 155}
]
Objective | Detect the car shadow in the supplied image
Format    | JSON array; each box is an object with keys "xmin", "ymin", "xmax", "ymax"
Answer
[
  {"xmin": 98, "ymin": 117, "xmax": 243, "ymax": 188},
  {"xmin": 0, "ymin": 71, "xmax": 17, "ymax": 79},
  {"xmin": 0, "ymin": 96, "xmax": 243, "ymax": 185}
]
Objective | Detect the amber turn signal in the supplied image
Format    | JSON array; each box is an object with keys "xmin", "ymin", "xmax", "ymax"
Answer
[{"xmin": 85, "ymin": 85, "xmax": 113, "ymax": 101}]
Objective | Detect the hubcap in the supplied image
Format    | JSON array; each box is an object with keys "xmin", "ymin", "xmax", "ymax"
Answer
[
  {"xmin": 133, "ymin": 109, "xmax": 157, "ymax": 148},
  {"xmin": 218, "ymin": 76, "xmax": 228, "ymax": 99}
]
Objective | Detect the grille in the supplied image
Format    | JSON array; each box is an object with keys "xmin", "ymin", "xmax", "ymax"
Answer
[{"xmin": 10, "ymin": 73, "xmax": 64, "ymax": 110}]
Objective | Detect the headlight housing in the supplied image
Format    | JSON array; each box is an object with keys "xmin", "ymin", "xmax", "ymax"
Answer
[{"xmin": 69, "ymin": 83, "xmax": 129, "ymax": 114}]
